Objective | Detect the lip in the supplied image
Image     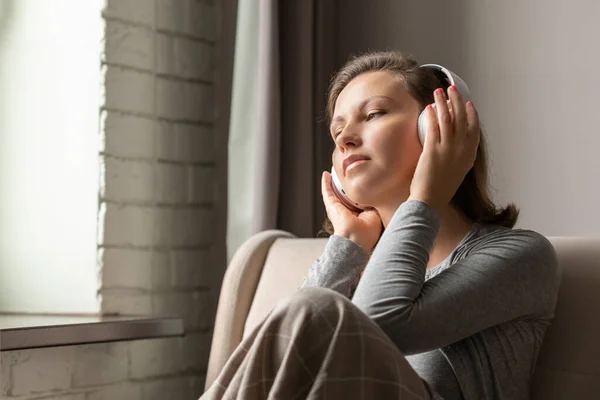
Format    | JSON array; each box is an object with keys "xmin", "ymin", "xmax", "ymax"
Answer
[
  {"xmin": 346, "ymin": 159, "xmax": 368, "ymax": 173},
  {"xmin": 343, "ymin": 154, "xmax": 370, "ymax": 173}
]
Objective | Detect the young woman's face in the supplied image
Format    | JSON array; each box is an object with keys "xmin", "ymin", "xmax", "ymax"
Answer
[{"xmin": 330, "ymin": 71, "xmax": 423, "ymax": 208}]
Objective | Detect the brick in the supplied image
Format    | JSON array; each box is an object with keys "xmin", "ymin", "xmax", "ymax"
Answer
[
  {"xmin": 28, "ymin": 394, "xmax": 86, "ymax": 400},
  {"xmin": 86, "ymin": 382, "xmax": 142, "ymax": 400},
  {"xmin": 170, "ymin": 248, "xmax": 215, "ymax": 289},
  {"xmin": 100, "ymin": 248, "xmax": 166, "ymax": 290},
  {"xmin": 1, "ymin": 350, "xmax": 14, "ymax": 395},
  {"xmin": 156, "ymin": 121, "xmax": 214, "ymax": 163},
  {"xmin": 103, "ymin": 67, "xmax": 154, "ymax": 115},
  {"xmin": 141, "ymin": 376, "xmax": 193, "ymax": 400},
  {"xmin": 149, "ymin": 208, "xmax": 174, "ymax": 247},
  {"xmin": 156, "ymin": 78, "xmax": 214, "ymax": 122},
  {"xmin": 190, "ymin": 1, "xmax": 216, "ymax": 42},
  {"xmin": 99, "ymin": 203, "xmax": 156, "ymax": 247},
  {"xmin": 100, "ymin": 111, "xmax": 155, "ymax": 158},
  {"xmin": 99, "ymin": 247, "xmax": 170, "ymax": 292},
  {"xmin": 154, "ymin": 208, "xmax": 214, "ymax": 247},
  {"xmin": 103, "ymin": 0, "xmax": 155, "ymax": 26},
  {"xmin": 10, "ymin": 347, "xmax": 73, "ymax": 396},
  {"xmin": 174, "ymin": 39, "xmax": 214, "ymax": 81},
  {"xmin": 129, "ymin": 338, "xmax": 183, "ymax": 379},
  {"xmin": 158, "ymin": 0, "xmax": 215, "ymax": 41},
  {"xmin": 100, "ymin": 157, "xmax": 154, "ymax": 202},
  {"xmin": 72, "ymin": 342, "xmax": 128, "ymax": 387},
  {"xmin": 100, "ymin": 292, "xmax": 153, "ymax": 315},
  {"xmin": 154, "ymin": 290, "xmax": 216, "ymax": 331},
  {"xmin": 189, "ymin": 166, "xmax": 215, "ymax": 204},
  {"xmin": 151, "ymin": 252, "xmax": 171, "ymax": 290},
  {"xmin": 155, "ymin": 163, "xmax": 188, "ymax": 204},
  {"xmin": 157, "ymin": 33, "xmax": 214, "ymax": 81},
  {"xmin": 195, "ymin": 290, "xmax": 219, "ymax": 330},
  {"xmin": 180, "ymin": 331, "xmax": 212, "ymax": 372},
  {"xmin": 152, "ymin": 292, "xmax": 196, "ymax": 330},
  {"xmin": 156, "ymin": 0, "xmax": 187, "ymax": 35},
  {"xmin": 155, "ymin": 34, "xmax": 175, "ymax": 77},
  {"xmin": 104, "ymin": 20, "xmax": 154, "ymax": 71}
]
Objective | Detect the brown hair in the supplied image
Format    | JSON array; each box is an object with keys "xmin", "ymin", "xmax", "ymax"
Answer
[{"xmin": 320, "ymin": 50, "xmax": 518, "ymax": 236}]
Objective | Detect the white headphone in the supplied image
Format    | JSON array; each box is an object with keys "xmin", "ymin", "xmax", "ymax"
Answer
[{"xmin": 330, "ymin": 64, "xmax": 473, "ymax": 212}]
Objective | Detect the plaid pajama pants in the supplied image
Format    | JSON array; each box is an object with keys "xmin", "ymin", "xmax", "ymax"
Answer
[{"xmin": 201, "ymin": 288, "xmax": 441, "ymax": 400}]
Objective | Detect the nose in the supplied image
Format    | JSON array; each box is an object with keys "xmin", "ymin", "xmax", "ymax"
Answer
[{"xmin": 335, "ymin": 124, "xmax": 361, "ymax": 152}]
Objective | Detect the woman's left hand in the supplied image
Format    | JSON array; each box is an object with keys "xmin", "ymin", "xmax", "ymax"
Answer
[{"xmin": 409, "ymin": 85, "xmax": 480, "ymax": 213}]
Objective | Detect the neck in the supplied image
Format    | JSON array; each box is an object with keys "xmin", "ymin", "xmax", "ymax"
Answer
[{"xmin": 377, "ymin": 200, "xmax": 473, "ymax": 269}]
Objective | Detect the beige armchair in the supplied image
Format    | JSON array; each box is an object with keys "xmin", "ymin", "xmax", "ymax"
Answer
[{"xmin": 205, "ymin": 230, "xmax": 600, "ymax": 398}]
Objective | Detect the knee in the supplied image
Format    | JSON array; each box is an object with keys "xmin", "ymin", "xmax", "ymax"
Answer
[{"xmin": 274, "ymin": 287, "xmax": 350, "ymax": 319}]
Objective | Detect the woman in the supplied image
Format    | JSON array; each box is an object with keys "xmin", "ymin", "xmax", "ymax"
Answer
[{"xmin": 202, "ymin": 51, "xmax": 561, "ymax": 400}]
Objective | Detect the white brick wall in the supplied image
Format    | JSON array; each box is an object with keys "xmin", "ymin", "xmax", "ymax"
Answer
[{"xmin": 1, "ymin": 0, "xmax": 221, "ymax": 398}]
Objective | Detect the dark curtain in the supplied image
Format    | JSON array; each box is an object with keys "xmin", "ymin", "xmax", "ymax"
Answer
[{"xmin": 276, "ymin": 0, "xmax": 338, "ymax": 238}]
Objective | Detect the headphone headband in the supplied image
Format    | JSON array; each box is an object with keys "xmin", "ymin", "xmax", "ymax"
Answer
[{"xmin": 419, "ymin": 64, "xmax": 472, "ymax": 102}]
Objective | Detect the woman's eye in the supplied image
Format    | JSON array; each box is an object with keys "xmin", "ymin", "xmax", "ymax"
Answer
[{"xmin": 367, "ymin": 111, "xmax": 385, "ymax": 121}]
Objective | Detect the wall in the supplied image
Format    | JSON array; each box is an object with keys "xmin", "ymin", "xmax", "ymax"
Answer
[
  {"xmin": 1, "ymin": 342, "xmax": 205, "ymax": 400},
  {"xmin": 1, "ymin": 0, "xmax": 226, "ymax": 398},
  {"xmin": 336, "ymin": 0, "xmax": 600, "ymax": 236}
]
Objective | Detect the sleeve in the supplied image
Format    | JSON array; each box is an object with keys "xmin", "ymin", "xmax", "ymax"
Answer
[
  {"xmin": 300, "ymin": 234, "xmax": 370, "ymax": 298},
  {"xmin": 351, "ymin": 199, "xmax": 560, "ymax": 355}
]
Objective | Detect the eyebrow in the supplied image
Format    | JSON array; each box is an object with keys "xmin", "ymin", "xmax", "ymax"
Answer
[{"xmin": 330, "ymin": 95, "xmax": 395, "ymax": 130}]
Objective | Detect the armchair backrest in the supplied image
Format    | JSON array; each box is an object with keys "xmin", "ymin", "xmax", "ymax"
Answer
[{"xmin": 206, "ymin": 232, "xmax": 600, "ymax": 399}]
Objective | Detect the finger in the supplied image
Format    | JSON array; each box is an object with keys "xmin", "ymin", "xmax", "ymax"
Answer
[
  {"xmin": 321, "ymin": 170, "xmax": 342, "ymax": 209},
  {"xmin": 466, "ymin": 101, "xmax": 480, "ymax": 137},
  {"xmin": 466, "ymin": 101, "xmax": 481, "ymax": 150},
  {"xmin": 449, "ymin": 85, "xmax": 467, "ymax": 138},
  {"xmin": 434, "ymin": 88, "xmax": 453, "ymax": 142},
  {"xmin": 359, "ymin": 207, "xmax": 382, "ymax": 225},
  {"xmin": 321, "ymin": 171, "xmax": 334, "ymax": 203},
  {"xmin": 425, "ymin": 104, "xmax": 440, "ymax": 146}
]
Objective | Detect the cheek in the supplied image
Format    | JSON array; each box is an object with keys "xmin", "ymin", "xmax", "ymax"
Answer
[
  {"xmin": 399, "ymin": 134, "xmax": 422, "ymax": 166},
  {"xmin": 374, "ymin": 128, "xmax": 413, "ymax": 155},
  {"xmin": 375, "ymin": 126, "xmax": 421, "ymax": 170}
]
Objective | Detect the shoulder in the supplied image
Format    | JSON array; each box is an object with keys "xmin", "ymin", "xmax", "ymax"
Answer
[
  {"xmin": 469, "ymin": 224, "xmax": 554, "ymax": 256},
  {"xmin": 467, "ymin": 224, "xmax": 560, "ymax": 281}
]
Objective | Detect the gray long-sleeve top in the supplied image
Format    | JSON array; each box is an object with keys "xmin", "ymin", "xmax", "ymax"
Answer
[{"xmin": 301, "ymin": 200, "xmax": 561, "ymax": 400}]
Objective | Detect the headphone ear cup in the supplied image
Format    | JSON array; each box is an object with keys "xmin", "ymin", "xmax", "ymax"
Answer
[
  {"xmin": 330, "ymin": 167, "xmax": 366, "ymax": 212},
  {"xmin": 417, "ymin": 107, "xmax": 428, "ymax": 146},
  {"xmin": 418, "ymin": 102, "xmax": 449, "ymax": 146}
]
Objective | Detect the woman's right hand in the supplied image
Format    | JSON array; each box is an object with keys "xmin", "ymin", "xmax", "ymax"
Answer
[{"xmin": 321, "ymin": 171, "xmax": 383, "ymax": 253}]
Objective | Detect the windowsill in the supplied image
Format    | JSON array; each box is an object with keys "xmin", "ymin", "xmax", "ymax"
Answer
[{"xmin": 0, "ymin": 313, "xmax": 184, "ymax": 351}]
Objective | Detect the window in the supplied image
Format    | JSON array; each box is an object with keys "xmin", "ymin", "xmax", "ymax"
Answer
[{"xmin": 0, "ymin": 0, "xmax": 104, "ymax": 313}]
